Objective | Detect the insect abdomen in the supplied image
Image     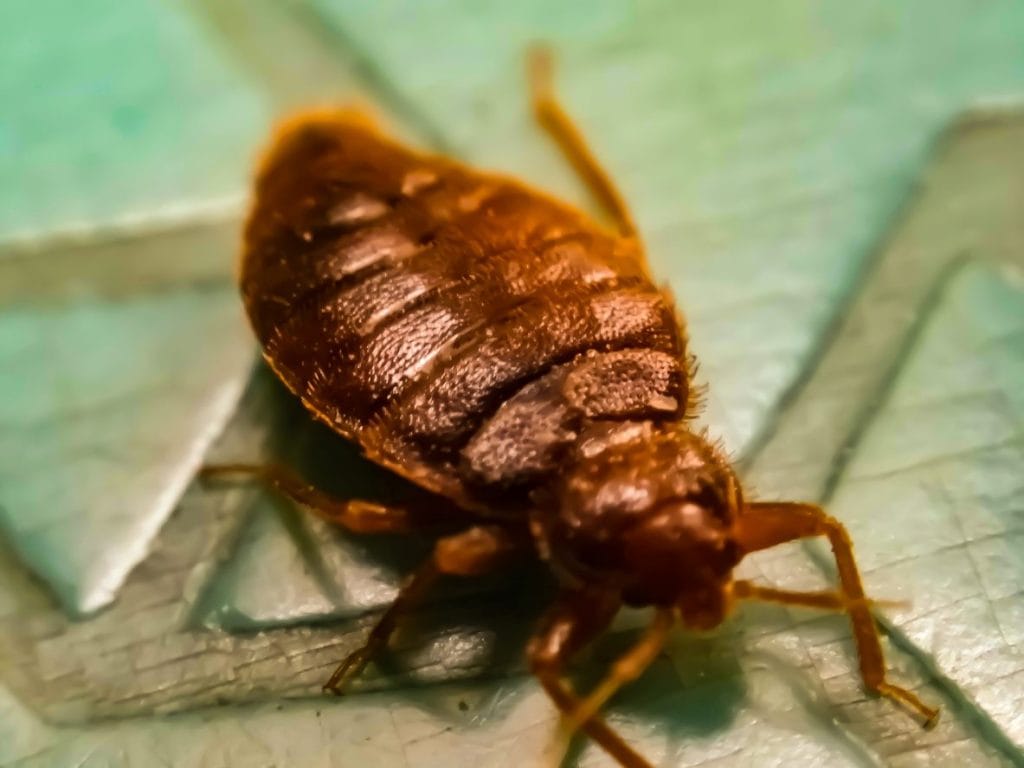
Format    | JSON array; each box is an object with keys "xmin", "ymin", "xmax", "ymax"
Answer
[
  {"xmin": 242, "ymin": 115, "xmax": 688, "ymax": 499},
  {"xmin": 460, "ymin": 347, "xmax": 686, "ymax": 489}
]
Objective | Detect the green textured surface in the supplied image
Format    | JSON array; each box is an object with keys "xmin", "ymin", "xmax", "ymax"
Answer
[
  {"xmin": 0, "ymin": 286, "xmax": 251, "ymax": 615},
  {"xmin": 2, "ymin": 1, "xmax": 1024, "ymax": 766},
  {"xmin": 0, "ymin": 0, "xmax": 267, "ymax": 242}
]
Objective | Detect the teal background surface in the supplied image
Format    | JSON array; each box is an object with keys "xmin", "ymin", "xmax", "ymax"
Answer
[{"xmin": 1, "ymin": 1, "xmax": 1024, "ymax": 766}]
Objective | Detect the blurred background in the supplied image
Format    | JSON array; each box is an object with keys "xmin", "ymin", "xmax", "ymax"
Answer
[{"xmin": 1, "ymin": 1, "xmax": 1023, "ymax": 766}]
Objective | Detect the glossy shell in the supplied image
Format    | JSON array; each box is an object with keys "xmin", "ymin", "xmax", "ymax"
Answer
[{"xmin": 241, "ymin": 112, "xmax": 689, "ymax": 509}]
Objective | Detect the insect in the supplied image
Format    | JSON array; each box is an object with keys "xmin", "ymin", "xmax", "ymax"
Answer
[{"xmin": 203, "ymin": 50, "xmax": 938, "ymax": 768}]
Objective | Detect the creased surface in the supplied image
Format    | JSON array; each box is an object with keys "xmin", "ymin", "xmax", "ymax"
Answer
[{"xmin": 2, "ymin": 2, "xmax": 1024, "ymax": 766}]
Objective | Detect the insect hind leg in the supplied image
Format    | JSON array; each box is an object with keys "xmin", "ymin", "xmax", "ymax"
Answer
[
  {"xmin": 322, "ymin": 556, "xmax": 439, "ymax": 693},
  {"xmin": 325, "ymin": 524, "xmax": 522, "ymax": 693},
  {"xmin": 200, "ymin": 463, "xmax": 429, "ymax": 534},
  {"xmin": 527, "ymin": 46, "xmax": 639, "ymax": 240},
  {"xmin": 202, "ymin": 465, "xmax": 525, "ymax": 691}
]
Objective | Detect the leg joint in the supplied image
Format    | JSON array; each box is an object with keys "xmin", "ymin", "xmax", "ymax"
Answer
[{"xmin": 433, "ymin": 525, "xmax": 520, "ymax": 576}]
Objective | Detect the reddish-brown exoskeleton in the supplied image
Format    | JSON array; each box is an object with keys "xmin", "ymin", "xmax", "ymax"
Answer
[{"xmin": 204, "ymin": 50, "xmax": 938, "ymax": 768}]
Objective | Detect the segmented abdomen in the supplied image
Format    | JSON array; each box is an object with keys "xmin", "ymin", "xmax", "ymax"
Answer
[{"xmin": 242, "ymin": 114, "xmax": 688, "ymax": 505}]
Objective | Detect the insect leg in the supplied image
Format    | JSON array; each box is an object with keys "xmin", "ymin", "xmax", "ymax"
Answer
[
  {"xmin": 528, "ymin": 46, "xmax": 639, "ymax": 239},
  {"xmin": 324, "ymin": 524, "xmax": 522, "ymax": 693},
  {"xmin": 321, "ymin": 557, "xmax": 438, "ymax": 693},
  {"xmin": 200, "ymin": 463, "xmax": 431, "ymax": 533},
  {"xmin": 736, "ymin": 501, "xmax": 940, "ymax": 728},
  {"xmin": 563, "ymin": 608, "xmax": 673, "ymax": 732},
  {"xmin": 528, "ymin": 591, "xmax": 655, "ymax": 768}
]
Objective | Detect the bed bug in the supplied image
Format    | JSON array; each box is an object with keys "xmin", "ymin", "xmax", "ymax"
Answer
[{"xmin": 202, "ymin": 49, "xmax": 939, "ymax": 768}]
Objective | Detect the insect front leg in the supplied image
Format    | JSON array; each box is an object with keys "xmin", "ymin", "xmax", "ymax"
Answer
[
  {"xmin": 324, "ymin": 524, "xmax": 523, "ymax": 693},
  {"xmin": 735, "ymin": 501, "xmax": 940, "ymax": 727},
  {"xmin": 200, "ymin": 463, "xmax": 444, "ymax": 534},
  {"xmin": 528, "ymin": 590, "xmax": 659, "ymax": 768}
]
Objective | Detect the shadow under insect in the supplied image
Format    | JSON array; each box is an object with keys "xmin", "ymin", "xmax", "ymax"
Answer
[{"xmin": 200, "ymin": 363, "xmax": 781, "ymax": 744}]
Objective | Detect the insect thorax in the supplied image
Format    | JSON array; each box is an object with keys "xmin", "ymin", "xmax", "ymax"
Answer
[{"xmin": 534, "ymin": 421, "xmax": 742, "ymax": 607}]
